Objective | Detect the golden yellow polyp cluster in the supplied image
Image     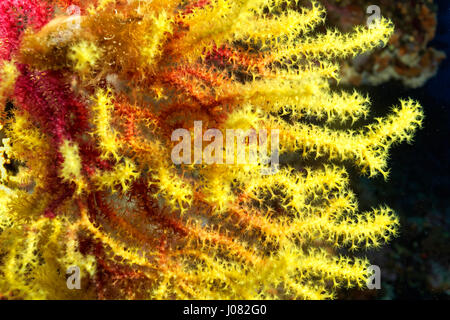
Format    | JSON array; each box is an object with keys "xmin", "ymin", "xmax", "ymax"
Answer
[{"xmin": 0, "ymin": 0, "xmax": 423, "ymax": 299}]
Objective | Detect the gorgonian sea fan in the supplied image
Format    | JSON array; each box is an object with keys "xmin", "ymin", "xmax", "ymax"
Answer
[{"xmin": 0, "ymin": 0, "xmax": 423, "ymax": 299}]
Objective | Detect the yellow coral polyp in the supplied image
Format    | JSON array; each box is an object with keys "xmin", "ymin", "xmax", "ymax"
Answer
[
  {"xmin": 93, "ymin": 157, "xmax": 139, "ymax": 193},
  {"xmin": 59, "ymin": 140, "xmax": 86, "ymax": 195},
  {"xmin": 68, "ymin": 41, "xmax": 102, "ymax": 74},
  {"xmin": 90, "ymin": 88, "xmax": 121, "ymax": 161},
  {"xmin": 153, "ymin": 166, "xmax": 193, "ymax": 213},
  {"xmin": 0, "ymin": 60, "xmax": 18, "ymax": 112},
  {"xmin": 140, "ymin": 11, "xmax": 173, "ymax": 68}
]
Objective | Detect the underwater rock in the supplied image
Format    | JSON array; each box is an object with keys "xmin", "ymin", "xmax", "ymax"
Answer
[{"xmin": 321, "ymin": 0, "xmax": 446, "ymax": 88}]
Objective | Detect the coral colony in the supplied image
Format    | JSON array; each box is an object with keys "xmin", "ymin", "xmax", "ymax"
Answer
[{"xmin": 0, "ymin": 0, "xmax": 423, "ymax": 299}]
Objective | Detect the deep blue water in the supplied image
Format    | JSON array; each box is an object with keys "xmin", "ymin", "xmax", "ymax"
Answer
[{"xmin": 426, "ymin": 0, "xmax": 450, "ymax": 103}]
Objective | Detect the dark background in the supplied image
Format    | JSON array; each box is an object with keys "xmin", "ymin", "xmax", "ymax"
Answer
[{"xmin": 341, "ymin": 0, "xmax": 449, "ymax": 299}]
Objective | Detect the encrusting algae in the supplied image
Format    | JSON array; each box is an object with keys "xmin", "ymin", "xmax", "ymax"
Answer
[{"xmin": 0, "ymin": 0, "xmax": 423, "ymax": 299}]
